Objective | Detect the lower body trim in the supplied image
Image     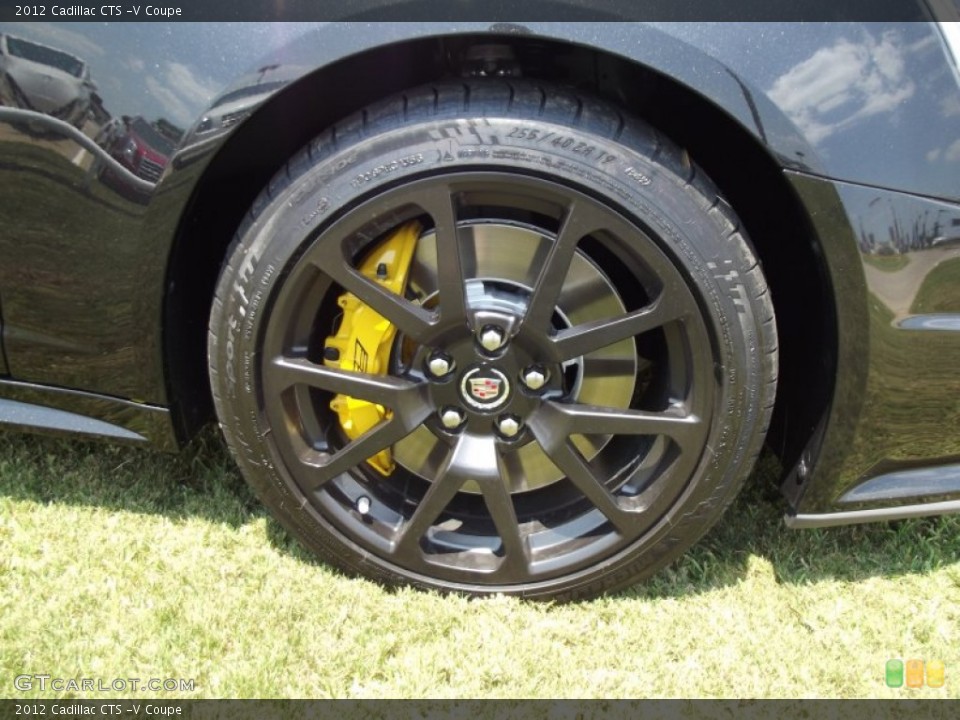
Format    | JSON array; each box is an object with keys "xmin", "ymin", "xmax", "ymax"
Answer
[{"xmin": 785, "ymin": 499, "xmax": 960, "ymax": 528}]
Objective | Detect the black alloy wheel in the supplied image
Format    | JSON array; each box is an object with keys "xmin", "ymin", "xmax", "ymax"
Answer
[{"xmin": 209, "ymin": 81, "xmax": 778, "ymax": 600}]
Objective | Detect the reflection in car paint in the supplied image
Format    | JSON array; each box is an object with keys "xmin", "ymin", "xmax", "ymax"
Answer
[
  {"xmin": 0, "ymin": 107, "xmax": 157, "ymax": 194},
  {"xmin": 839, "ymin": 462, "xmax": 960, "ymax": 503},
  {"xmin": 898, "ymin": 314, "xmax": 960, "ymax": 331},
  {"xmin": 103, "ymin": 116, "xmax": 177, "ymax": 184},
  {"xmin": 0, "ymin": 32, "xmax": 97, "ymax": 129}
]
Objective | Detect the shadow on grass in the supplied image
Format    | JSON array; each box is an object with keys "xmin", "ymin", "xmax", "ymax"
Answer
[
  {"xmin": 2, "ymin": 428, "xmax": 958, "ymax": 599},
  {"xmin": 620, "ymin": 451, "xmax": 960, "ymax": 600},
  {"xmin": 0, "ymin": 427, "xmax": 261, "ymax": 529}
]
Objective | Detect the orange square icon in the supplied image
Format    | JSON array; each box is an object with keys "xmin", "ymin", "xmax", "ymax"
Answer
[
  {"xmin": 906, "ymin": 659, "xmax": 924, "ymax": 688},
  {"xmin": 926, "ymin": 659, "xmax": 945, "ymax": 688}
]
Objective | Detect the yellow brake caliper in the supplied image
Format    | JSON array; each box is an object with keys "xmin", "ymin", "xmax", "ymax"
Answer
[{"xmin": 323, "ymin": 221, "xmax": 421, "ymax": 476}]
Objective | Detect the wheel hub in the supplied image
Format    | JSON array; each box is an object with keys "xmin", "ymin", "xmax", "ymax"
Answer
[{"xmin": 392, "ymin": 221, "xmax": 638, "ymax": 494}]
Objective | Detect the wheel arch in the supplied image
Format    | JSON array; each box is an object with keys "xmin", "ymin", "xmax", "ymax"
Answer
[{"xmin": 163, "ymin": 31, "xmax": 837, "ymax": 497}]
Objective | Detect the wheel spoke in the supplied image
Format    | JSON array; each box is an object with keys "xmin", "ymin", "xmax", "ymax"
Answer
[
  {"xmin": 321, "ymin": 260, "xmax": 435, "ymax": 342},
  {"xmin": 392, "ymin": 435, "xmax": 528, "ymax": 574},
  {"xmin": 305, "ymin": 180, "xmax": 473, "ymax": 341},
  {"xmin": 523, "ymin": 199, "xmax": 607, "ymax": 333},
  {"xmin": 552, "ymin": 294, "xmax": 688, "ymax": 361},
  {"xmin": 302, "ymin": 417, "xmax": 417, "ymax": 492},
  {"xmin": 463, "ymin": 441, "xmax": 529, "ymax": 574},
  {"xmin": 531, "ymin": 433, "xmax": 632, "ymax": 533},
  {"xmin": 538, "ymin": 400, "xmax": 702, "ymax": 450},
  {"xmin": 392, "ymin": 437, "xmax": 472, "ymax": 558},
  {"xmin": 414, "ymin": 185, "xmax": 467, "ymax": 324},
  {"xmin": 268, "ymin": 356, "xmax": 423, "ymax": 410},
  {"xmin": 478, "ymin": 473, "xmax": 529, "ymax": 575}
]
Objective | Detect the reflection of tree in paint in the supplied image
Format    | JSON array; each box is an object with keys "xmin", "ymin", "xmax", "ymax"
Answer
[{"xmin": 855, "ymin": 193, "xmax": 960, "ymax": 255}]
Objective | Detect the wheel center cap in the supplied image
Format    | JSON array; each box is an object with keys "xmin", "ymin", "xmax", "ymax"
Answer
[{"xmin": 460, "ymin": 365, "xmax": 511, "ymax": 410}]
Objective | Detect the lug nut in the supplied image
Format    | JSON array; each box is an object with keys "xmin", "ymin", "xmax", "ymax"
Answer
[
  {"xmin": 521, "ymin": 366, "xmax": 548, "ymax": 391},
  {"xmin": 440, "ymin": 407, "xmax": 466, "ymax": 430},
  {"xmin": 495, "ymin": 414, "xmax": 522, "ymax": 438},
  {"xmin": 478, "ymin": 325, "xmax": 506, "ymax": 353},
  {"xmin": 427, "ymin": 352, "xmax": 455, "ymax": 378}
]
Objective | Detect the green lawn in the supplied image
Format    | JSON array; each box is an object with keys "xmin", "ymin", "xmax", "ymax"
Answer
[{"xmin": 1, "ymin": 430, "xmax": 958, "ymax": 699}]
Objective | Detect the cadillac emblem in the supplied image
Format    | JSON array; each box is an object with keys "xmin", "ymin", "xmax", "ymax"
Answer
[
  {"xmin": 460, "ymin": 366, "xmax": 510, "ymax": 410},
  {"xmin": 469, "ymin": 377, "xmax": 502, "ymax": 400}
]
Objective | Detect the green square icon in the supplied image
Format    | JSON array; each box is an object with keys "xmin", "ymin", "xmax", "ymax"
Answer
[{"xmin": 886, "ymin": 659, "xmax": 904, "ymax": 688}]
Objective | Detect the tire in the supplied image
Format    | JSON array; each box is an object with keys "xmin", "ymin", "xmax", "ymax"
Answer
[{"xmin": 209, "ymin": 80, "xmax": 777, "ymax": 600}]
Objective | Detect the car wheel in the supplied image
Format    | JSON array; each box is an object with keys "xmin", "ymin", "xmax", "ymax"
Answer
[{"xmin": 209, "ymin": 81, "xmax": 777, "ymax": 600}]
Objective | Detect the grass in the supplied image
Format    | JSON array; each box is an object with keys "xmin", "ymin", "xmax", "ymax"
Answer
[{"xmin": 1, "ymin": 430, "xmax": 958, "ymax": 700}]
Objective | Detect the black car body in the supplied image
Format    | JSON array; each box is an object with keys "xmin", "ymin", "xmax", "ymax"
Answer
[{"xmin": 0, "ymin": 9, "xmax": 958, "ymax": 598}]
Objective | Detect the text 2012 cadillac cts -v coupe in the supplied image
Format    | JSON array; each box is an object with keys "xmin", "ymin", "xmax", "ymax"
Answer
[{"xmin": 0, "ymin": 10, "xmax": 959, "ymax": 599}]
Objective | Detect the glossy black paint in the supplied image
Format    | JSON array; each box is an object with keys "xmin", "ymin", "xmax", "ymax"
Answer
[
  {"xmin": 785, "ymin": 174, "xmax": 960, "ymax": 513},
  {"xmin": 0, "ymin": 18, "xmax": 958, "ymax": 521}
]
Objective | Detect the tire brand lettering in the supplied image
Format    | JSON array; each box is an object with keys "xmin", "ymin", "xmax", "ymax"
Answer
[
  {"xmin": 489, "ymin": 149, "xmax": 630, "ymax": 201},
  {"xmin": 457, "ymin": 148, "xmax": 490, "ymax": 159},
  {"xmin": 351, "ymin": 153, "xmax": 424, "ymax": 187},
  {"xmin": 245, "ymin": 289, "xmax": 263, "ymax": 340},
  {"xmin": 288, "ymin": 176, "xmax": 323, "ymax": 207},
  {"xmin": 290, "ymin": 152, "xmax": 357, "ymax": 207},
  {"xmin": 624, "ymin": 166, "xmax": 652, "ymax": 186},
  {"xmin": 298, "ymin": 196, "xmax": 330, "ymax": 229},
  {"xmin": 225, "ymin": 247, "xmax": 261, "ymax": 389},
  {"xmin": 428, "ymin": 120, "xmax": 500, "ymax": 146},
  {"xmin": 260, "ymin": 263, "xmax": 276, "ymax": 287},
  {"xmin": 708, "ymin": 261, "xmax": 747, "ymax": 314}
]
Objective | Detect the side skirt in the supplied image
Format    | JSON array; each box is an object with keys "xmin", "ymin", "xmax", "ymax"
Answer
[
  {"xmin": 0, "ymin": 379, "xmax": 179, "ymax": 451},
  {"xmin": 786, "ymin": 500, "xmax": 960, "ymax": 529}
]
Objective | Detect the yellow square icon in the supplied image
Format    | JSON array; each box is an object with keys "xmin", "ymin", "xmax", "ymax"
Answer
[
  {"xmin": 926, "ymin": 659, "xmax": 945, "ymax": 688},
  {"xmin": 906, "ymin": 659, "xmax": 924, "ymax": 688}
]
